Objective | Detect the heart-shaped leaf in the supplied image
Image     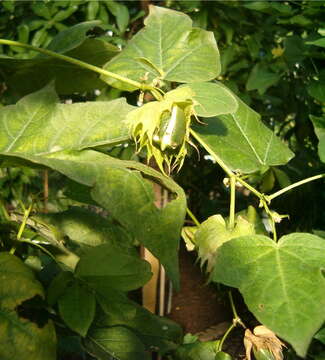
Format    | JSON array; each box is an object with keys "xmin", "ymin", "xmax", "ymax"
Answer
[
  {"xmin": 102, "ymin": 6, "xmax": 220, "ymax": 91},
  {"xmin": 211, "ymin": 233, "xmax": 325, "ymax": 357}
]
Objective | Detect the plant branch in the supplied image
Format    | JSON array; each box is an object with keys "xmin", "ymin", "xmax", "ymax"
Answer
[
  {"xmin": 0, "ymin": 39, "xmax": 153, "ymax": 92},
  {"xmin": 10, "ymin": 203, "xmax": 33, "ymax": 255},
  {"xmin": 267, "ymin": 173, "xmax": 325, "ymax": 201}
]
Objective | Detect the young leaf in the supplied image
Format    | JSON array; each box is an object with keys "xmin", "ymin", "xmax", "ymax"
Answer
[
  {"xmin": 211, "ymin": 233, "xmax": 325, "ymax": 357},
  {"xmin": 58, "ymin": 280, "xmax": 96, "ymax": 337},
  {"xmin": 102, "ymin": 5, "xmax": 220, "ymax": 91},
  {"xmin": 0, "ymin": 253, "xmax": 56, "ymax": 360}
]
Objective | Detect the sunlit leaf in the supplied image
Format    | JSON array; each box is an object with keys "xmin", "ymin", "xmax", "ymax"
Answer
[
  {"xmin": 212, "ymin": 233, "xmax": 325, "ymax": 357},
  {"xmin": 102, "ymin": 6, "xmax": 220, "ymax": 91}
]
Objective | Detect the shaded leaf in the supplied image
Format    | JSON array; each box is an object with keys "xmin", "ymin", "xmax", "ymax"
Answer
[
  {"xmin": 58, "ymin": 280, "xmax": 96, "ymax": 337},
  {"xmin": 85, "ymin": 325, "xmax": 149, "ymax": 360},
  {"xmin": 39, "ymin": 207, "xmax": 134, "ymax": 253},
  {"xmin": 0, "ymin": 253, "xmax": 56, "ymax": 360},
  {"xmin": 0, "ymin": 86, "xmax": 186, "ymax": 288},
  {"xmin": 192, "ymin": 92, "xmax": 294, "ymax": 173},
  {"xmin": 97, "ymin": 293, "xmax": 182, "ymax": 354},
  {"xmin": 306, "ymin": 38, "xmax": 325, "ymax": 48},
  {"xmin": 0, "ymin": 22, "xmax": 119, "ymax": 95},
  {"xmin": 211, "ymin": 233, "xmax": 325, "ymax": 357},
  {"xmin": 310, "ymin": 115, "xmax": 325, "ymax": 162},
  {"xmin": 246, "ymin": 64, "xmax": 280, "ymax": 95},
  {"xmin": 102, "ymin": 6, "xmax": 220, "ymax": 91},
  {"xmin": 308, "ymin": 80, "xmax": 325, "ymax": 102},
  {"xmin": 75, "ymin": 243, "xmax": 152, "ymax": 292}
]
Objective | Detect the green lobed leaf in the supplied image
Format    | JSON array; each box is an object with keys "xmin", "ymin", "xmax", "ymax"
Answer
[
  {"xmin": 211, "ymin": 233, "xmax": 325, "ymax": 357},
  {"xmin": 0, "ymin": 253, "xmax": 56, "ymax": 360},
  {"xmin": 75, "ymin": 243, "xmax": 152, "ymax": 292},
  {"xmin": 0, "ymin": 84, "xmax": 132, "ymax": 153},
  {"xmin": 192, "ymin": 89, "xmax": 294, "ymax": 173},
  {"xmin": 102, "ymin": 5, "xmax": 220, "ymax": 91},
  {"xmin": 97, "ymin": 292, "xmax": 183, "ymax": 354},
  {"xmin": 310, "ymin": 115, "xmax": 325, "ymax": 163},
  {"xmin": 0, "ymin": 22, "xmax": 119, "ymax": 95},
  {"xmin": 166, "ymin": 82, "xmax": 238, "ymax": 117},
  {"xmin": 58, "ymin": 280, "xmax": 96, "ymax": 337},
  {"xmin": 85, "ymin": 325, "xmax": 149, "ymax": 360}
]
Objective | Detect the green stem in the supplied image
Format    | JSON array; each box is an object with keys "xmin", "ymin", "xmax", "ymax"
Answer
[
  {"xmin": 186, "ymin": 207, "xmax": 200, "ymax": 227},
  {"xmin": 229, "ymin": 176, "xmax": 236, "ymax": 229},
  {"xmin": 229, "ymin": 291, "xmax": 246, "ymax": 329},
  {"xmin": 10, "ymin": 203, "xmax": 33, "ymax": 255},
  {"xmin": 218, "ymin": 323, "xmax": 235, "ymax": 351},
  {"xmin": 235, "ymin": 176, "xmax": 264, "ymax": 200},
  {"xmin": 0, "ymin": 39, "xmax": 152, "ymax": 92},
  {"xmin": 267, "ymin": 173, "xmax": 325, "ymax": 201}
]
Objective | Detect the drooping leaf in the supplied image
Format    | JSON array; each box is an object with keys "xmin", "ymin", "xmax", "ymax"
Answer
[
  {"xmin": 75, "ymin": 243, "xmax": 152, "ymax": 293},
  {"xmin": 0, "ymin": 86, "xmax": 186, "ymax": 288},
  {"xmin": 310, "ymin": 115, "xmax": 325, "ymax": 162},
  {"xmin": 0, "ymin": 22, "xmax": 119, "ymax": 95},
  {"xmin": 166, "ymin": 82, "xmax": 238, "ymax": 117},
  {"xmin": 211, "ymin": 233, "xmax": 325, "ymax": 357},
  {"xmin": 85, "ymin": 325, "xmax": 149, "ymax": 360},
  {"xmin": 0, "ymin": 253, "xmax": 56, "ymax": 360},
  {"xmin": 58, "ymin": 280, "xmax": 96, "ymax": 337},
  {"xmin": 97, "ymin": 293, "xmax": 183, "ymax": 354},
  {"xmin": 102, "ymin": 5, "xmax": 220, "ymax": 91},
  {"xmin": 192, "ymin": 92, "xmax": 294, "ymax": 173},
  {"xmin": 0, "ymin": 84, "xmax": 132, "ymax": 153}
]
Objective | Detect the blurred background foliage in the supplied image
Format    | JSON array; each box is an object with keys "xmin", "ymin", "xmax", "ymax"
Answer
[{"xmin": 0, "ymin": 0, "xmax": 324, "ymax": 232}]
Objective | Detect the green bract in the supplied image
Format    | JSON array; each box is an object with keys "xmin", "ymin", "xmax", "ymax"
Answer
[{"xmin": 126, "ymin": 97, "xmax": 195, "ymax": 173}]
